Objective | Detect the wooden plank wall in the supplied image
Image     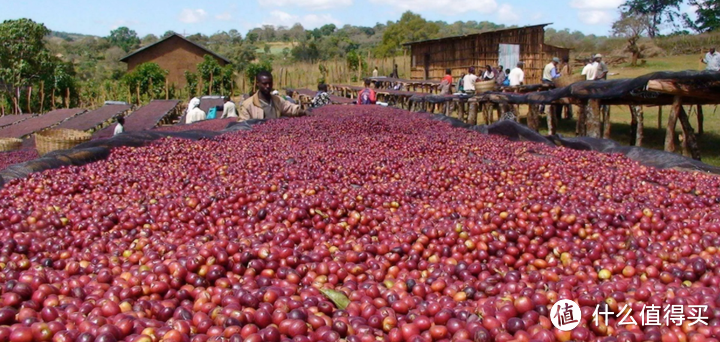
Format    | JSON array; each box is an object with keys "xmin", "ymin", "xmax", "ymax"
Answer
[{"xmin": 409, "ymin": 26, "xmax": 569, "ymax": 84}]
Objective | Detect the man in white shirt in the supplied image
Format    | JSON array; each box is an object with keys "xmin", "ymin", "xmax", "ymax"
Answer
[
  {"xmin": 702, "ymin": 48, "xmax": 720, "ymax": 71},
  {"xmin": 113, "ymin": 116, "xmax": 124, "ymax": 136},
  {"xmin": 581, "ymin": 58, "xmax": 594, "ymax": 80},
  {"xmin": 542, "ymin": 57, "xmax": 561, "ymax": 84},
  {"xmin": 185, "ymin": 97, "xmax": 206, "ymax": 124},
  {"xmin": 372, "ymin": 67, "xmax": 379, "ymax": 78},
  {"xmin": 508, "ymin": 62, "xmax": 525, "ymax": 87},
  {"xmin": 463, "ymin": 67, "xmax": 479, "ymax": 95},
  {"xmin": 221, "ymin": 96, "xmax": 238, "ymax": 118}
]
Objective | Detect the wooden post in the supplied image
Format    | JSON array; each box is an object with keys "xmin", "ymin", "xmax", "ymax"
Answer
[
  {"xmin": 696, "ymin": 105, "xmax": 704, "ymax": 136},
  {"xmin": 51, "ymin": 88, "xmax": 56, "ymax": 110},
  {"xmin": 657, "ymin": 106, "xmax": 662, "ymax": 129},
  {"xmin": 546, "ymin": 105, "xmax": 557, "ymax": 135},
  {"xmin": 587, "ymin": 99, "xmax": 601, "ymax": 138},
  {"xmin": 468, "ymin": 100, "xmax": 478, "ymax": 125},
  {"xmin": 630, "ymin": 105, "xmax": 638, "ymax": 146},
  {"xmin": 27, "ymin": 86, "xmax": 32, "ymax": 114},
  {"xmin": 576, "ymin": 102, "xmax": 587, "ymax": 136},
  {"xmin": 635, "ymin": 105, "xmax": 644, "ymax": 147},
  {"xmin": 209, "ymin": 74, "xmax": 213, "ymax": 95},
  {"xmin": 665, "ymin": 96, "xmax": 681, "ymax": 153},
  {"xmin": 65, "ymin": 88, "xmax": 70, "ymax": 109},
  {"xmin": 458, "ymin": 100, "xmax": 466, "ymax": 121},
  {"xmin": 528, "ymin": 104, "xmax": 540, "ymax": 132},
  {"xmin": 127, "ymin": 85, "xmax": 132, "ymax": 104},
  {"xmin": 39, "ymin": 81, "xmax": 44, "ymax": 112},
  {"xmin": 136, "ymin": 85, "xmax": 141, "ymax": 105},
  {"xmin": 678, "ymin": 105, "xmax": 701, "ymax": 160},
  {"xmin": 602, "ymin": 106, "xmax": 611, "ymax": 139},
  {"xmin": 166, "ymin": 79, "xmax": 169, "ymax": 100}
]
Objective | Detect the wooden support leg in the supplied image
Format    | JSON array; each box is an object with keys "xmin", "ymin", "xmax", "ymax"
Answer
[
  {"xmin": 635, "ymin": 105, "xmax": 644, "ymax": 147},
  {"xmin": 657, "ymin": 106, "xmax": 663, "ymax": 129},
  {"xmin": 528, "ymin": 104, "xmax": 540, "ymax": 132},
  {"xmin": 602, "ymin": 105, "xmax": 611, "ymax": 139},
  {"xmin": 468, "ymin": 101, "xmax": 478, "ymax": 125},
  {"xmin": 630, "ymin": 106, "xmax": 638, "ymax": 146},
  {"xmin": 576, "ymin": 103, "xmax": 587, "ymax": 136},
  {"xmin": 587, "ymin": 99, "xmax": 602, "ymax": 138},
  {"xmin": 665, "ymin": 96, "xmax": 681, "ymax": 153},
  {"xmin": 678, "ymin": 105, "xmax": 701, "ymax": 160},
  {"xmin": 697, "ymin": 104, "xmax": 704, "ymax": 136},
  {"xmin": 483, "ymin": 103, "xmax": 490, "ymax": 125},
  {"xmin": 547, "ymin": 105, "xmax": 557, "ymax": 135},
  {"xmin": 458, "ymin": 101, "xmax": 466, "ymax": 121}
]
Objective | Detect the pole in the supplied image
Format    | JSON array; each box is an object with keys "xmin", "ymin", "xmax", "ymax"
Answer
[{"xmin": 665, "ymin": 96, "xmax": 681, "ymax": 152}]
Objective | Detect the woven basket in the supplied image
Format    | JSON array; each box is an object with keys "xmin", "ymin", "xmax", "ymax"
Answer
[
  {"xmin": 35, "ymin": 128, "xmax": 91, "ymax": 156},
  {"xmin": 0, "ymin": 138, "xmax": 22, "ymax": 152},
  {"xmin": 475, "ymin": 80, "xmax": 497, "ymax": 93},
  {"xmin": 554, "ymin": 74, "xmax": 585, "ymax": 88}
]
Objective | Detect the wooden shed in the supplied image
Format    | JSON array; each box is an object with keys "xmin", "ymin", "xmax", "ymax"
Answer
[
  {"xmin": 120, "ymin": 33, "xmax": 231, "ymax": 88},
  {"xmin": 403, "ymin": 24, "xmax": 570, "ymax": 84}
]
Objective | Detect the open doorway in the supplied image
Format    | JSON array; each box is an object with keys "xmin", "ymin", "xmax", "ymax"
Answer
[{"xmin": 498, "ymin": 44, "xmax": 520, "ymax": 70}]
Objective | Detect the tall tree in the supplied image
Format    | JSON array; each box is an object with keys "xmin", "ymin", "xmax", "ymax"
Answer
[
  {"xmin": 621, "ymin": 0, "xmax": 684, "ymax": 38},
  {"xmin": 141, "ymin": 34, "xmax": 159, "ymax": 46},
  {"xmin": 108, "ymin": 26, "xmax": 140, "ymax": 52},
  {"xmin": 612, "ymin": 13, "xmax": 650, "ymax": 66},
  {"xmin": 684, "ymin": 0, "xmax": 720, "ymax": 32},
  {"xmin": 162, "ymin": 30, "xmax": 176, "ymax": 38},
  {"xmin": 375, "ymin": 11, "xmax": 439, "ymax": 57},
  {"xmin": 0, "ymin": 18, "xmax": 57, "ymax": 113}
]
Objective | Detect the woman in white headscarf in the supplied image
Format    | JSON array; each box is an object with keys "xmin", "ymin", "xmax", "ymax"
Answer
[{"xmin": 185, "ymin": 97, "xmax": 206, "ymax": 124}]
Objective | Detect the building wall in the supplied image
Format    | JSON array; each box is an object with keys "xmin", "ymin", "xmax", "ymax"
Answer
[
  {"xmin": 126, "ymin": 36, "xmax": 229, "ymax": 88},
  {"xmin": 409, "ymin": 26, "xmax": 570, "ymax": 84}
]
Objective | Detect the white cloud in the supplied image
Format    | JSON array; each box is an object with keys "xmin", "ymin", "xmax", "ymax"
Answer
[
  {"xmin": 262, "ymin": 10, "xmax": 341, "ymax": 29},
  {"xmin": 111, "ymin": 19, "xmax": 139, "ymax": 30},
  {"xmin": 215, "ymin": 12, "xmax": 233, "ymax": 21},
  {"xmin": 258, "ymin": 0, "xmax": 352, "ymax": 10},
  {"xmin": 178, "ymin": 9, "xmax": 208, "ymax": 24},
  {"xmin": 369, "ymin": 0, "xmax": 498, "ymax": 16},
  {"xmin": 569, "ymin": 0, "xmax": 623, "ymax": 10},
  {"xmin": 497, "ymin": 4, "xmax": 519, "ymax": 23},
  {"xmin": 578, "ymin": 10, "xmax": 615, "ymax": 25}
]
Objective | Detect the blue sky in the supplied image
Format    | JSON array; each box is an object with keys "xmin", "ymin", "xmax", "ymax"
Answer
[{"xmin": 1, "ymin": 0, "xmax": 695, "ymax": 37}]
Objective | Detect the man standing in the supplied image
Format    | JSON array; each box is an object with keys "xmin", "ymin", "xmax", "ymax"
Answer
[
  {"xmin": 463, "ymin": 67, "xmax": 479, "ymax": 95},
  {"xmin": 702, "ymin": 48, "xmax": 720, "ymax": 71},
  {"xmin": 439, "ymin": 69, "xmax": 453, "ymax": 95},
  {"xmin": 372, "ymin": 67, "xmax": 379, "ymax": 78},
  {"xmin": 593, "ymin": 54, "xmax": 608, "ymax": 80},
  {"xmin": 238, "ymin": 71, "xmax": 306, "ymax": 121},
  {"xmin": 221, "ymin": 96, "xmax": 238, "ymax": 118},
  {"xmin": 508, "ymin": 62, "xmax": 525, "ymax": 87},
  {"xmin": 495, "ymin": 65, "xmax": 506, "ymax": 86},
  {"xmin": 357, "ymin": 79, "xmax": 377, "ymax": 105},
  {"xmin": 542, "ymin": 57, "xmax": 561, "ymax": 84},
  {"xmin": 581, "ymin": 58, "xmax": 595, "ymax": 80}
]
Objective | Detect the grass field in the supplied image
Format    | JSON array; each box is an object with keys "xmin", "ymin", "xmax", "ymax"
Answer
[
  {"xmin": 257, "ymin": 42, "xmax": 297, "ymax": 55},
  {"xmin": 526, "ymin": 55, "xmax": 720, "ymax": 166}
]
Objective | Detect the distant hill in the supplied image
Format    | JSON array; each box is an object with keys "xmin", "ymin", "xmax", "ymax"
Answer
[{"xmin": 49, "ymin": 30, "xmax": 97, "ymax": 41}]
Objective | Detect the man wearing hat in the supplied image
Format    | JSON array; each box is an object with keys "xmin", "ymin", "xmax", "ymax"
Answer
[
  {"xmin": 542, "ymin": 57, "xmax": 562, "ymax": 85},
  {"xmin": 593, "ymin": 54, "xmax": 608, "ymax": 80},
  {"xmin": 541, "ymin": 57, "xmax": 562, "ymax": 113}
]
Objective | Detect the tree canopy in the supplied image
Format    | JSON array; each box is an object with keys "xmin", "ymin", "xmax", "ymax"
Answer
[
  {"xmin": 685, "ymin": 0, "xmax": 720, "ymax": 33},
  {"xmin": 108, "ymin": 26, "xmax": 140, "ymax": 52},
  {"xmin": 375, "ymin": 12, "xmax": 440, "ymax": 57},
  {"xmin": 621, "ymin": 0, "xmax": 684, "ymax": 38}
]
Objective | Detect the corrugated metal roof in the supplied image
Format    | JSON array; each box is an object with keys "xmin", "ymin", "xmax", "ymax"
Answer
[
  {"xmin": 402, "ymin": 23, "xmax": 554, "ymax": 46},
  {"xmin": 119, "ymin": 33, "xmax": 231, "ymax": 64}
]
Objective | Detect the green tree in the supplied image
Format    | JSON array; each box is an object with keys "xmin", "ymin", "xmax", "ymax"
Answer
[
  {"xmin": 246, "ymin": 32, "xmax": 259, "ymax": 43},
  {"xmin": 141, "ymin": 34, "xmax": 159, "ymax": 46},
  {"xmin": 162, "ymin": 30, "xmax": 176, "ymax": 38},
  {"xmin": 376, "ymin": 11, "xmax": 439, "ymax": 57},
  {"xmin": 621, "ymin": 0, "xmax": 684, "ymax": 38},
  {"xmin": 613, "ymin": 13, "xmax": 650, "ymax": 66},
  {"xmin": 108, "ymin": 26, "xmax": 140, "ymax": 52},
  {"xmin": 121, "ymin": 62, "xmax": 167, "ymax": 102},
  {"xmin": 0, "ymin": 18, "xmax": 58, "ymax": 113},
  {"xmin": 684, "ymin": 0, "xmax": 720, "ymax": 32},
  {"xmin": 197, "ymin": 55, "xmax": 223, "ymax": 95},
  {"xmin": 246, "ymin": 59, "xmax": 273, "ymax": 89},
  {"xmin": 185, "ymin": 71, "xmax": 199, "ymax": 98}
]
